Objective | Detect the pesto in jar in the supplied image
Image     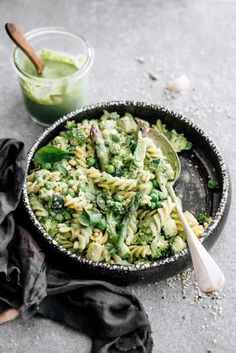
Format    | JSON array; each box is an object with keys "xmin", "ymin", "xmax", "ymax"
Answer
[{"xmin": 18, "ymin": 49, "xmax": 87, "ymax": 126}]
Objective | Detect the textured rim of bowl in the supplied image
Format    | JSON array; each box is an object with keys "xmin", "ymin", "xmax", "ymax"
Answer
[{"xmin": 22, "ymin": 101, "xmax": 230, "ymax": 273}]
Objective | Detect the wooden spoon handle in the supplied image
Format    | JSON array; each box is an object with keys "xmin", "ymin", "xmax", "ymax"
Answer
[
  {"xmin": 5, "ymin": 23, "xmax": 44, "ymax": 74},
  {"xmin": 168, "ymin": 184, "xmax": 225, "ymax": 293}
]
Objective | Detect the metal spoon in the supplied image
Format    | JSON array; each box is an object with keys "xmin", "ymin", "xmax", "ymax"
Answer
[
  {"xmin": 147, "ymin": 127, "xmax": 225, "ymax": 293},
  {"xmin": 5, "ymin": 23, "xmax": 44, "ymax": 74}
]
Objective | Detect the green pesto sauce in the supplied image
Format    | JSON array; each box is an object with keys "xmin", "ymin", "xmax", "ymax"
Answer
[
  {"xmin": 23, "ymin": 49, "xmax": 78, "ymax": 79},
  {"xmin": 18, "ymin": 49, "xmax": 87, "ymax": 126}
]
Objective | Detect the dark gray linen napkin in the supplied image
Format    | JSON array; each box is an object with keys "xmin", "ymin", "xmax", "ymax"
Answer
[{"xmin": 0, "ymin": 138, "xmax": 153, "ymax": 353}]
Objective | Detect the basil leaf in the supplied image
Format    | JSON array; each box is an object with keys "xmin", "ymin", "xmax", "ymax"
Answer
[
  {"xmin": 78, "ymin": 209, "xmax": 102, "ymax": 227},
  {"xmin": 78, "ymin": 209, "xmax": 91, "ymax": 227},
  {"xmin": 34, "ymin": 146, "xmax": 74, "ymax": 165},
  {"xmin": 89, "ymin": 212, "xmax": 102, "ymax": 226}
]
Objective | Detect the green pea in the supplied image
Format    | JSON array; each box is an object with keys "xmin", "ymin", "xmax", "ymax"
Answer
[
  {"xmin": 112, "ymin": 134, "xmax": 120, "ymax": 143},
  {"xmin": 96, "ymin": 219, "xmax": 107, "ymax": 231},
  {"xmin": 105, "ymin": 165, "xmax": 115, "ymax": 174},
  {"xmin": 87, "ymin": 157, "xmax": 96, "ymax": 167},
  {"xmin": 42, "ymin": 163, "xmax": 51, "ymax": 170},
  {"xmin": 55, "ymin": 214, "xmax": 64, "ymax": 222},
  {"xmin": 63, "ymin": 210, "xmax": 72, "ymax": 220},
  {"xmin": 114, "ymin": 194, "xmax": 124, "ymax": 202},
  {"xmin": 150, "ymin": 193, "xmax": 159, "ymax": 203},
  {"xmin": 45, "ymin": 182, "xmax": 51, "ymax": 190},
  {"xmin": 150, "ymin": 202, "xmax": 157, "ymax": 210}
]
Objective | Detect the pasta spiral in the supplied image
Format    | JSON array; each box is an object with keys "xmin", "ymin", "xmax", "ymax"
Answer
[{"xmin": 130, "ymin": 245, "xmax": 152, "ymax": 258}]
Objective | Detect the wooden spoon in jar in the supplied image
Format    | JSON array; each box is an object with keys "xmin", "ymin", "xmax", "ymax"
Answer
[{"xmin": 5, "ymin": 23, "xmax": 44, "ymax": 74}]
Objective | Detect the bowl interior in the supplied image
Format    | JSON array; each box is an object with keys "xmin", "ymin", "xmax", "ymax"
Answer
[{"xmin": 23, "ymin": 102, "xmax": 229, "ymax": 281}]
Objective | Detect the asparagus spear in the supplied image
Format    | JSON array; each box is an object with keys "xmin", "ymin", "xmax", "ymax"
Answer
[
  {"xmin": 90, "ymin": 124, "xmax": 109, "ymax": 171},
  {"xmin": 116, "ymin": 193, "xmax": 142, "ymax": 250},
  {"xmin": 133, "ymin": 131, "xmax": 148, "ymax": 170}
]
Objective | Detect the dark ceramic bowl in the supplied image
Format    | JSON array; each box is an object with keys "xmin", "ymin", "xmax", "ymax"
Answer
[{"xmin": 22, "ymin": 101, "xmax": 231, "ymax": 285}]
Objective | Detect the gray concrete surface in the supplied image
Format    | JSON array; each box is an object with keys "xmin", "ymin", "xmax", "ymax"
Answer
[{"xmin": 0, "ymin": 1, "xmax": 236, "ymax": 352}]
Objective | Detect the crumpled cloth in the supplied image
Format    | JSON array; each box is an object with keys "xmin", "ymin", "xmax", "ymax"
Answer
[{"xmin": 0, "ymin": 139, "xmax": 153, "ymax": 353}]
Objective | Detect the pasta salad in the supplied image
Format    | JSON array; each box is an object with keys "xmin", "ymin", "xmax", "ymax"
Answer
[{"xmin": 27, "ymin": 111, "xmax": 210, "ymax": 265}]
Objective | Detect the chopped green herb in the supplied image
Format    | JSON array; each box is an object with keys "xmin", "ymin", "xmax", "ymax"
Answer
[
  {"xmin": 148, "ymin": 73, "xmax": 157, "ymax": 81},
  {"xmin": 197, "ymin": 213, "xmax": 212, "ymax": 225}
]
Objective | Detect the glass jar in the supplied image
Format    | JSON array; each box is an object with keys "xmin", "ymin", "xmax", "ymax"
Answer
[{"xmin": 12, "ymin": 27, "xmax": 94, "ymax": 126}]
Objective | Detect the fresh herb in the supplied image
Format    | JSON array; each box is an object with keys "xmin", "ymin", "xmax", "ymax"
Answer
[
  {"xmin": 34, "ymin": 146, "xmax": 74, "ymax": 165},
  {"xmin": 148, "ymin": 73, "xmax": 157, "ymax": 81},
  {"xmin": 208, "ymin": 178, "xmax": 218, "ymax": 190},
  {"xmin": 96, "ymin": 219, "xmax": 107, "ymax": 231},
  {"xmin": 197, "ymin": 213, "xmax": 212, "ymax": 225},
  {"xmin": 78, "ymin": 209, "xmax": 102, "ymax": 227},
  {"xmin": 78, "ymin": 209, "xmax": 91, "ymax": 226}
]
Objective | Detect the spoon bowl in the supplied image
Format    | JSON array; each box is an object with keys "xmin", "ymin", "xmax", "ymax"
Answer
[
  {"xmin": 147, "ymin": 128, "xmax": 181, "ymax": 182},
  {"xmin": 147, "ymin": 126, "xmax": 225, "ymax": 293}
]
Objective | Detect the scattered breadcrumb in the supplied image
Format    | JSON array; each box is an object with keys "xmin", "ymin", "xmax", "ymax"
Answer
[{"xmin": 166, "ymin": 75, "xmax": 190, "ymax": 92}]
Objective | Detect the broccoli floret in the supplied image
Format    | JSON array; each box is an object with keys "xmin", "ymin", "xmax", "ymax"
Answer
[
  {"xmin": 43, "ymin": 218, "xmax": 59, "ymax": 237},
  {"xmin": 63, "ymin": 127, "xmax": 86, "ymax": 146},
  {"xmin": 65, "ymin": 120, "xmax": 77, "ymax": 130},
  {"xmin": 111, "ymin": 155, "xmax": 124, "ymax": 170},
  {"xmin": 151, "ymin": 236, "xmax": 170, "ymax": 259},
  {"xmin": 98, "ymin": 192, "xmax": 126, "ymax": 216},
  {"xmin": 169, "ymin": 130, "xmax": 192, "ymax": 153},
  {"xmin": 154, "ymin": 120, "xmax": 192, "ymax": 153},
  {"xmin": 112, "ymin": 202, "xmax": 126, "ymax": 216},
  {"xmin": 109, "ymin": 144, "xmax": 121, "ymax": 155},
  {"xmin": 197, "ymin": 213, "xmax": 212, "ymax": 225},
  {"xmin": 157, "ymin": 159, "xmax": 175, "ymax": 182},
  {"xmin": 134, "ymin": 231, "xmax": 153, "ymax": 245},
  {"xmin": 171, "ymin": 236, "xmax": 187, "ymax": 253}
]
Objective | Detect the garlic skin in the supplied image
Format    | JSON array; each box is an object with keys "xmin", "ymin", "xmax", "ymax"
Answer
[{"xmin": 166, "ymin": 75, "xmax": 190, "ymax": 92}]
